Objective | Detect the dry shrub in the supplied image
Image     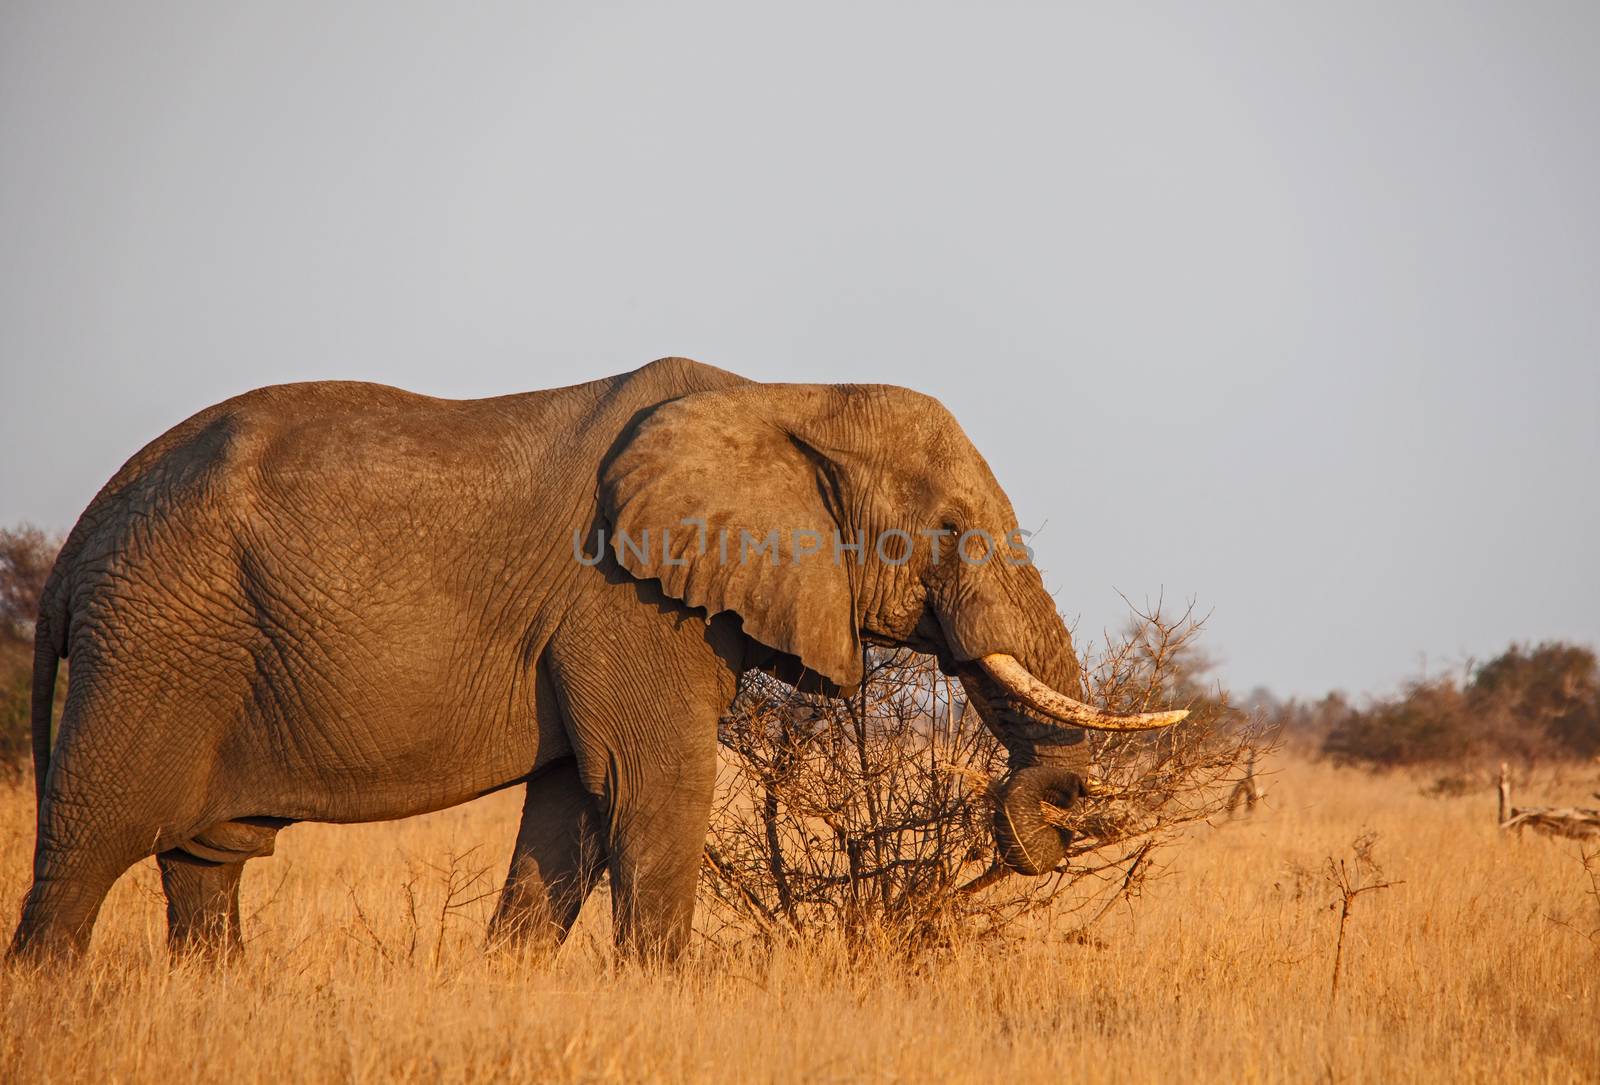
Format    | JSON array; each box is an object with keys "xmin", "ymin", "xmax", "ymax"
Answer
[{"xmin": 701, "ymin": 600, "xmax": 1269, "ymax": 952}]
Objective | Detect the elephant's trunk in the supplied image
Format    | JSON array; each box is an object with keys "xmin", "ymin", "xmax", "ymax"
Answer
[
  {"xmin": 992, "ymin": 763, "xmax": 1084, "ymax": 876},
  {"xmin": 936, "ymin": 559, "xmax": 1185, "ymax": 875}
]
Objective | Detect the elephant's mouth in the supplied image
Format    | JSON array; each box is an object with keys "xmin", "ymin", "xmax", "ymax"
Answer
[
  {"xmin": 996, "ymin": 704, "xmax": 1084, "ymax": 741},
  {"xmin": 961, "ymin": 678, "xmax": 1080, "ymax": 738}
]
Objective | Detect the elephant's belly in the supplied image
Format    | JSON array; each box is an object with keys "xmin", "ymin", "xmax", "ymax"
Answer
[
  {"xmin": 220, "ymin": 672, "xmax": 572, "ymax": 825},
  {"xmin": 221, "ymin": 737, "xmax": 564, "ymax": 825}
]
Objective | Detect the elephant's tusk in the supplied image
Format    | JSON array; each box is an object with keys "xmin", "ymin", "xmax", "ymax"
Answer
[{"xmin": 979, "ymin": 654, "xmax": 1188, "ymax": 732}]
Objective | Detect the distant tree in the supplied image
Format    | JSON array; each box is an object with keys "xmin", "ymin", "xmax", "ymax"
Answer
[
  {"xmin": 0, "ymin": 523, "xmax": 58, "ymax": 642},
  {"xmin": 1238, "ymin": 685, "xmax": 1283, "ymax": 717},
  {"xmin": 0, "ymin": 524, "xmax": 63, "ymax": 774},
  {"xmin": 1470, "ymin": 642, "xmax": 1600, "ymax": 758},
  {"xmin": 1257, "ymin": 691, "xmax": 1353, "ymax": 755}
]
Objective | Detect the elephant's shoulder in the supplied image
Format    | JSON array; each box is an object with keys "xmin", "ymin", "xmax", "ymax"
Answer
[{"xmin": 609, "ymin": 357, "xmax": 750, "ymax": 401}]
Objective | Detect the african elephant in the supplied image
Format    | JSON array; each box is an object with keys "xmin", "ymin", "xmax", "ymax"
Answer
[{"xmin": 10, "ymin": 357, "xmax": 1184, "ymax": 963}]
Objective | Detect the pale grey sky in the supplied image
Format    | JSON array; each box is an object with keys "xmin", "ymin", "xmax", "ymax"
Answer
[{"xmin": 2, "ymin": 2, "xmax": 1596, "ymax": 698}]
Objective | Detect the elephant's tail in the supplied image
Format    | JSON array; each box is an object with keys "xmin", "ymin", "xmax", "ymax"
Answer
[{"xmin": 30, "ymin": 611, "xmax": 61, "ymax": 812}]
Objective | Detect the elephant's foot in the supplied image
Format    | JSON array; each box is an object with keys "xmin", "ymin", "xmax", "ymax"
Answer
[
  {"xmin": 9, "ymin": 901, "xmax": 94, "ymax": 965},
  {"xmin": 610, "ymin": 896, "xmax": 697, "ymax": 969}
]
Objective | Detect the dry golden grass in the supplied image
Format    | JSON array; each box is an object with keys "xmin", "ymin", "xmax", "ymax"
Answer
[{"xmin": 1, "ymin": 754, "xmax": 1596, "ymax": 1084}]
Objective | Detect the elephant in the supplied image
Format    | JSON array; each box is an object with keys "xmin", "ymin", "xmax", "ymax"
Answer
[{"xmin": 9, "ymin": 356, "xmax": 1185, "ymax": 963}]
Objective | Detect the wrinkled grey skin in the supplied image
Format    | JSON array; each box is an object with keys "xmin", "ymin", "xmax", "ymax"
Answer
[{"xmin": 10, "ymin": 358, "xmax": 1093, "ymax": 963}]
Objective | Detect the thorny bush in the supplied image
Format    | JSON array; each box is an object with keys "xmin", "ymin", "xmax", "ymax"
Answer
[{"xmin": 701, "ymin": 600, "xmax": 1270, "ymax": 953}]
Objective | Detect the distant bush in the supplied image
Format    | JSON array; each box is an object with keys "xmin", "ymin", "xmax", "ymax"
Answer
[
  {"xmin": 1318, "ymin": 641, "xmax": 1600, "ymax": 767},
  {"xmin": 0, "ymin": 524, "xmax": 63, "ymax": 775},
  {"xmin": 1322, "ymin": 677, "xmax": 1474, "ymax": 766}
]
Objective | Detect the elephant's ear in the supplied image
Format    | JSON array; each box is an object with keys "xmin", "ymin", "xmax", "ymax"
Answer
[{"xmin": 600, "ymin": 385, "xmax": 862, "ymax": 692}]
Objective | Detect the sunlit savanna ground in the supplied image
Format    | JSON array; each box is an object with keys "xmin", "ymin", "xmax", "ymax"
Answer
[{"xmin": 1, "ymin": 754, "xmax": 1596, "ymax": 1084}]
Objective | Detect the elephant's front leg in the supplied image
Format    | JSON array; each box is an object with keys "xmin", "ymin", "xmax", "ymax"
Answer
[
  {"xmin": 488, "ymin": 759, "xmax": 607, "ymax": 953},
  {"xmin": 602, "ymin": 741, "xmax": 719, "ymax": 964},
  {"xmin": 546, "ymin": 581, "xmax": 741, "ymax": 965},
  {"xmin": 548, "ymin": 661, "xmax": 734, "ymax": 959}
]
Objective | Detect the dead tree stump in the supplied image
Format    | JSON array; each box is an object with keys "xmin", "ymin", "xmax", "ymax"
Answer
[{"xmin": 1496, "ymin": 762, "xmax": 1600, "ymax": 840}]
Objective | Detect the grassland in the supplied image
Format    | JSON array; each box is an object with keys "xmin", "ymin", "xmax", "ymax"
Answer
[{"xmin": 1, "ymin": 755, "xmax": 1596, "ymax": 1084}]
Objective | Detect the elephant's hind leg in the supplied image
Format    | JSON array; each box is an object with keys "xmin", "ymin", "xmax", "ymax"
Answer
[
  {"xmin": 488, "ymin": 760, "xmax": 607, "ymax": 955},
  {"xmin": 9, "ymin": 855, "xmax": 129, "ymax": 961},
  {"xmin": 158, "ymin": 854, "xmax": 245, "ymax": 959},
  {"xmin": 11, "ymin": 736, "xmax": 174, "ymax": 960},
  {"xmin": 157, "ymin": 818, "xmax": 283, "ymax": 958}
]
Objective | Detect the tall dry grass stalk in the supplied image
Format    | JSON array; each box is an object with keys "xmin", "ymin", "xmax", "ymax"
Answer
[{"xmin": 2, "ymin": 754, "xmax": 1597, "ymax": 1083}]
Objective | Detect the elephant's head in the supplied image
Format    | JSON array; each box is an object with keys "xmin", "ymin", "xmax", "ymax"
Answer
[{"xmin": 599, "ymin": 375, "xmax": 1184, "ymax": 876}]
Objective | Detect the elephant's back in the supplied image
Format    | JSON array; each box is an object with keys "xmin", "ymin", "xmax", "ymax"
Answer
[
  {"xmin": 44, "ymin": 362, "xmax": 749, "ymax": 649},
  {"xmin": 70, "ymin": 382, "xmax": 443, "ymax": 526},
  {"xmin": 82, "ymin": 360, "xmax": 747, "ymax": 522}
]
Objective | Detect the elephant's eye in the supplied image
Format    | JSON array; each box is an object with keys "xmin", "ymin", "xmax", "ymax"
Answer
[{"xmin": 940, "ymin": 520, "xmax": 959, "ymax": 535}]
